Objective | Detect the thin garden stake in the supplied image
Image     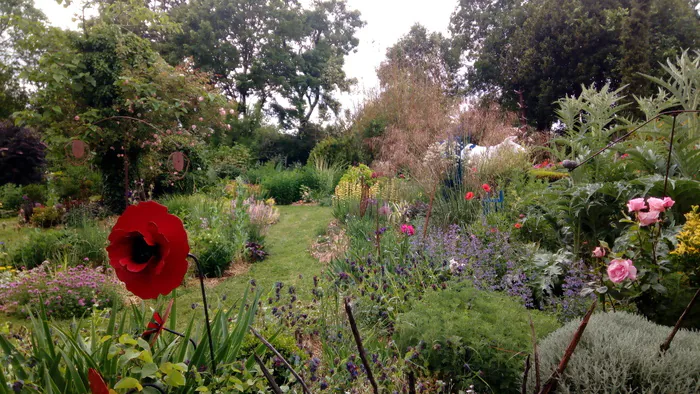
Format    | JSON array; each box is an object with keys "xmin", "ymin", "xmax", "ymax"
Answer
[
  {"xmin": 539, "ymin": 301, "xmax": 597, "ymax": 394},
  {"xmin": 660, "ymin": 287, "xmax": 700, "ymax": 352},
  {"xmin": 344, "ymin": 298, "xmax": 379, "ymax": 394},
  {"xmin": 251, "ymin": 328, "xmax": 311, "ymax": 394},
  {"xmin": 187, "ymin": 253, "xmax": 216, "ymax": 373},
  {"xmin": 407, "ymin": 371, "xmax": 417, "ymax": 394},
  {"xmin": 520, "ymin": 354, "xmax": 531, "ymax": 394},
  {"xmin": 528, "ymin": 314, "xmax": 541, "ymax": 393},
  {"xmin": 663, "ymin": 114, "xmax": 678, "ymax": 196},
  {"xmin": 254, "ymin": 354, "xmax": 284, "ymax": 394}
]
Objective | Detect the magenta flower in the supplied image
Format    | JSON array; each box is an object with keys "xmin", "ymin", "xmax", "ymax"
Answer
[
  {"xmin": 607, "ymin": 259, "xmax": 637, "ymax": 283},
  {"xmin": 400, "ymin": 224, "xmax": 415, "ymax": 236}
]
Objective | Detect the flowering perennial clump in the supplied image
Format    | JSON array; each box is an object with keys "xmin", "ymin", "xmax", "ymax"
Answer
[{"xmin": 0, "ymin": 263, "xmax": 120, "ymax": 318}]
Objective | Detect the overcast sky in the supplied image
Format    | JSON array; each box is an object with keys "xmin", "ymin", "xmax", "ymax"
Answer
[{"xmin": 33, "ymin": 0, "xmax": 458, "ymax": 111}]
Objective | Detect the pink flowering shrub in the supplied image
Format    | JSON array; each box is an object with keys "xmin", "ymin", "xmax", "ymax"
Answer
[{"xmin": 0, "ymin": 264, "xmax": 120, "ymax": 319}]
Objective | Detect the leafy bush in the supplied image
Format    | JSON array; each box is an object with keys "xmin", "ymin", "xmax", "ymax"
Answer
[
  {"xmin": 394, "ymin": 283, "xmax": 560, "ymax": 393},
  {"xmin": 208, "ymin": 144, "xmax": 253, "ymax": 179},
  {"xmin": 21, "ymin": 183, "xmax": 48, "ymax": 205},
  {"xmin": 50, "ymin": 165, "xmax": 102, "ymax": 202},
  {"xmin": 0, "ymin": 121, "xmax": 46, "ymax": 185},
  {"xmin": 260, "ymin": 167, "xmax": 318, "ymax": 205},
  {"xmin": 161, "ymin": 194, "xmax": 249, "ymax": 277},
  {"xmin": 9, "ymin": 229, "xmax": 71, "ymax": 270},
  {"xmin": 30, "ymin": 205, "xmax": 65, "ymax": 228},
  {"xmin": 0, "ymin": 264, "xmax": 120, "ymax": 318},
  {"xmin": 0, "ymin": 183, "xmax": 24, "ymax": 212},
  {"xmin": 530, "ymin": 312, "xmax": 700, "ymax": 393}
]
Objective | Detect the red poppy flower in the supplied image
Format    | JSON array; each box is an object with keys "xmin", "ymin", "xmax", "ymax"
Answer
[
  {"xmin": 106, "ymin": 201, "xmax": 189, "ymax": 300},
  {"xmin": 89, "ymin": 368, "xmax": 116, "ymax": 394},
  {"xmin": 514, "ymin": 223, "xmax": 522, "ymax": 229},
  {"xmin": 465, "ymin": 192, "xmax": 474, "ymax": 201},
  {"xmin": 482, "ymin": 184, "xmax": 492, "ymax": 193},
  {"xmin": 143, "ymin": 299, "xmax": 174, "ymax": 344}
]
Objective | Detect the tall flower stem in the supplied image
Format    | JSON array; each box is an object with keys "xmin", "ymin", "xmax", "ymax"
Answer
[{"xmin": 188, "ymin": 253, "xmax": 216, "ymax": 373}]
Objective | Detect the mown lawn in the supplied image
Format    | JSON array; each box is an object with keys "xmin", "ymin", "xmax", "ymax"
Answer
[{"xmin": 169, "ymin": 204, "xmax": 332, "ymax": 328}]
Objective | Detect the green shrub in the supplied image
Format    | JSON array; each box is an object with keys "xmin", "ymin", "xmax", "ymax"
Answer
[
  {"xmin": 261, "ymin": 168, "xmax": 318, "ymax": 205},
  {"xmin": 160, "ymin": 194, "xmax": 248, "ymax": 277},
  {"xmin": 394, "ymin": 283, "xmax": 560, "ymax": 393},
  {"xmin": 530, "ymin": 312, "xmax": 700, "ymax": 393},
  {"xmin": 208, "ymin": 144, "xmax": 253, "ymax": 179},
  {"xmin": 10, "ymin": 229, "xmax": 71, "ymax": 269},
  {"xmin": 50, "ymin": 165, "xmax": 102, "ymax": 201},
  {"xmin": 21, "ymin": 183, "xmax": 48, "ymax": 204},
  {"xmin": 30, "ymin": 205, "xmax": 64, "ymax": 228},
  {"xmin": 0, "ymin": 183, "xmax": 24, "ymax": 212}
]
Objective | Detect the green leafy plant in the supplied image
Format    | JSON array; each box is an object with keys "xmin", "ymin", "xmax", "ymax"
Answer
[
  {"xmin": 29, "ymin": 205, "xmax": 64, "ymax": 228},
  {"xmin": 0, "ymin": 289, "xmax": 262, "ymax": 393},
  {"xmin": 393, "ymin": 283, "xmax": 560, "ymax": 393}
]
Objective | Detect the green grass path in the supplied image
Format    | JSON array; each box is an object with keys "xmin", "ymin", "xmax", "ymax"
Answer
[{"xmin": 173, "ymin": 205, "xmax": 332, "ymax": 325}]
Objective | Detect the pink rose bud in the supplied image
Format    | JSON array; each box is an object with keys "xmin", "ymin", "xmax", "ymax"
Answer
[
  {"xmin": 627, "ymin": 198, "xmax": 646, "ymax": 212},
  {"xmin": 607, "ymin": 259, "xmax": 637, "ymax": 283},
  {"xmin": 646, "ymin": 197, "xmax": 666, "ymax": 212},
  {"xmin": 638, "ymin": 210, "xmax": 660, "ymax": 226},
  {"xmin": 74, "ymin": 116, "xmax": 80, "ymax": 121},
  {"xmin": 593, "ymin": 247, "xmax": 606, "ymax": 258},
  {"xmin": 663, "ymin": 197, "xmax": 675, "ymax": 209}
]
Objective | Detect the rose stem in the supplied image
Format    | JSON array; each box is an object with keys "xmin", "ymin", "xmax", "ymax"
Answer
[
  {"xmin": 660, "ymin": 287, "xmax": 700, "ymax": 352},
  {"xmin": 161, "ymin": 326, "xmax": 198, "ymax": 350},
  {"xmin": 188, "ymin": 253, "xmax": 216, "ymax": 373},
  {"xmin": 251, "ymin": 328, "xmax": 311, "ymax": 394},
  {"xmin": 344, "ymin": 297, "xmax": 379, "ymax": 394}
]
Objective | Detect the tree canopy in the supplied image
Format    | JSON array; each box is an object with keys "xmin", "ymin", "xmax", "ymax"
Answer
[
  {"xmin": 160, "ymin": 0, "xmax": 363, "ymax": 130},
  {"xmin": 450, "ymin": 0, "xmax": 700, "ymax": 128}
]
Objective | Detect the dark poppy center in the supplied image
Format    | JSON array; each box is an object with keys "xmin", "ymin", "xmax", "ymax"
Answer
[{"xmin": 131, "ymin": 234, "xmax": 160, "ymax": 264}]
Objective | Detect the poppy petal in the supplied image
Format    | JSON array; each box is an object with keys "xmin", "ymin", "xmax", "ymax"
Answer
[{"xmin": 88, "ymin": 368, "xmax": 110, "ymax": 394}]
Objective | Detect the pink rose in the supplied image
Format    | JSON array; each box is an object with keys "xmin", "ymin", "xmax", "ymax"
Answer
[
  {"xmin": 593, "ymin": 247, "xmax": 606, "ymax": 258},
  {"xmin": 627, "ymin": 198, "xmax": 646, "ymax": 212},
  {"xmin": 607, "ymin": 259, "xmax": 637, "ymax": 283},
  {"xmin": 663, "ymin": 197, "xmax": 675, "ymax": 209},
  {"xmin": 647, "ymin": 197, "xmax": 666, "ymax": 212},
  {"xmin": 638, "ymin": 210, "xmax": 660, "ymax": 226}
]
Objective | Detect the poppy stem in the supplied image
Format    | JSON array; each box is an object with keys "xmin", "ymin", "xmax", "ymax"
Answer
[
  {"xmin": 161, "ymin": 326, "xmax": 198, "ymax": 350},
  {"xmin": 188, "ymin": 253, "xmax": 216, "ymax": 373}
]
